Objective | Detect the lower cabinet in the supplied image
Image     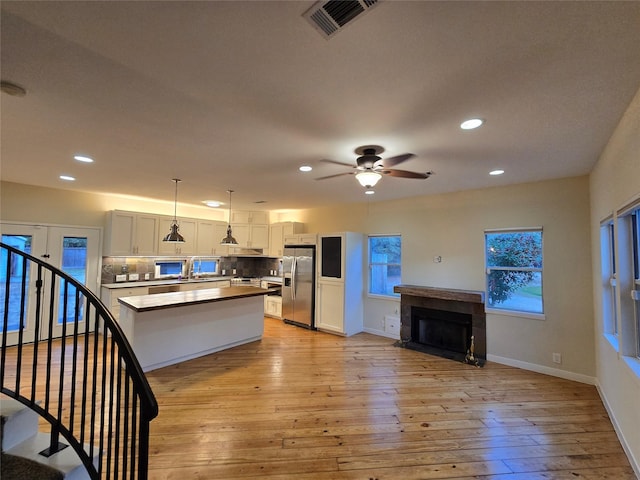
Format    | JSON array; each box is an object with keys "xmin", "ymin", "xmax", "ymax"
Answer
[
  {"xmin": 101, "ymin": 280, "xmax": 232, "ymax": 320},
  {"xmin": 101, "ymin": 286, "xmax": 150, "ymax": 322},
  {"xmin": 264, "ymin": 295, "xmax": 282, "ymax": 319}
]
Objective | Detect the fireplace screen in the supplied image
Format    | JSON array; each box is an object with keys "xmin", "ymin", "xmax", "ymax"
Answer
[{"xmin": 411, "ymin": 307, "xmax": 472, "ymax": 355}]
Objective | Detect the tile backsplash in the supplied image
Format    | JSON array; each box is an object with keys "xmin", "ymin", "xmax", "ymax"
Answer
[{"xmin": 102, "ymin": 256, "xmax": 281, "ymax": 284}]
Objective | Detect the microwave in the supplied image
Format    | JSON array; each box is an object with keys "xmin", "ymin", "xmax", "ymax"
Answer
[{"xmin": 154, "ymin": 260, "xmax": 186, "ymax": 279}]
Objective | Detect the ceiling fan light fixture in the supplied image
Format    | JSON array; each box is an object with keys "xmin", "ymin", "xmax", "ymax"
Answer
[
  {"xmin": 355, "ymin": 171, "xmax": 382, "ymax": 188},
  {"xmin": 364, "ymin": 189, "xmax": 375, "ymax": 195},
  {"xmin": 163, "ymin": 178, "xmax": 185, "ymax": 243},
  {"xmin": 220, "ymin": 189, "xmax": 239, "ymax": 245}
]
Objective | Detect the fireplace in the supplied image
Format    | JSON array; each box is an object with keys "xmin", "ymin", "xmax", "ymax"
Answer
[{"xmin": 394, "ymin": 285, "xmax": 486, "ymax": 365}]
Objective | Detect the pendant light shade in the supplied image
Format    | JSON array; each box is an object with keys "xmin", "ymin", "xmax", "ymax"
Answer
[
  {"xmin": 220, "ymin": 189, "xmax": 238, "ymax": 245},
  {"xmin": 163, "ymin": 179, "xmax": 185, "ymax": 243},
  {"xmin": 355, "ymin": 171, "xmax": 382, "ymax": 188}
]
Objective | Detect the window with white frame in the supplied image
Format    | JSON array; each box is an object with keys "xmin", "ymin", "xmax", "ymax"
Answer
[
  {"xmin": 368, "ymin": 235, "xmax": 401, "ymax": 297},
  {"xmin": 615, "ymin": 201, "xmax": 640, "ymax": 360},
  {"xmin": 485, "ymin": 228, "xmax": 543, "ymax": 315},
  {"xmin": 600, "ymin": 219, "xmax": 619, "ymax": 338}
]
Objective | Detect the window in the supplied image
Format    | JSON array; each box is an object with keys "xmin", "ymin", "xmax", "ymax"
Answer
[
  {"xmin": 615, "ymin": 202, "xmax": 640, "ymax": 360},
  {"xmin": 485, "ymin": 229, "xmax": 543, "ymax": 315},
  {"xmin": 600, "ymin": 219, "xmax": 618, "ymax": 338},
  {"xmin": 368, "ymin": 235, "xmax": 401, "ymax": 297}
]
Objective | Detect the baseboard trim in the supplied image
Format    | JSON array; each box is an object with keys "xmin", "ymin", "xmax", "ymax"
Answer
[
  {"xmin": 595, "ymin": 381, "xmax": 640, "ymax": 478},
  {"xmin": 363, "ymin": 327, "xmax": 399, "ymax": 340},
  {"xmin": 486, "ymin": 354, "xmax": 597, "ymax": 385}
]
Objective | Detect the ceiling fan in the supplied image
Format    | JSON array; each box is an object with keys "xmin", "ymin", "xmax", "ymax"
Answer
[{"xmin": 316, "ymin": 145, "xmax": 433, "ymax": 189}]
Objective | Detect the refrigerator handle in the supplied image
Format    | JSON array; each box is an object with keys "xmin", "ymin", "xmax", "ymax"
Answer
[{"xmin": 291, "ymin": 257, "xmax": 297, "ymax": 300}]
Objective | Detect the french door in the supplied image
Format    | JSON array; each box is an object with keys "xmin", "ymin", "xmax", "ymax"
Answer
[{"xmin": 1, "ymin": 223, "xmax": 101, "ymax": 345}]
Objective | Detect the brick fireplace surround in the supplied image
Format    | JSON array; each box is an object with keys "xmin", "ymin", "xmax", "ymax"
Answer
[{"xmin": 393, "ymin": 285, "xmax": 486, "ymax": 365}]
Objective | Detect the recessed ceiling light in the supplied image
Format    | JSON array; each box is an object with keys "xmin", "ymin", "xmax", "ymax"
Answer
[
  {"xmin": 203, "ymin": 200, "xmax": 222, "ymax": 208},
  {"xmin": 489, "ymin": 169, "xmax": 504, "ymax": 176},
  {"xmin": 460, "ymin": 118, "xmax": 484, "ymax": 130},
  {"xmin": 74, "ymin": 155, "xmax": 94, "ymax": 163},
  {"xmin": 59, "ymin": 175, "xmax": 76, "ymax": 181},
  {"xmin": 299, "ymin": 165, "xmax": 312, "ymax": 172}
]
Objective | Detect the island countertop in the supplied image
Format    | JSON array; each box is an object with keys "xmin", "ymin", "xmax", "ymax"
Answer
[{"xmin": 118, "ymin": 285, "xmax": 274, "ymax": 313}]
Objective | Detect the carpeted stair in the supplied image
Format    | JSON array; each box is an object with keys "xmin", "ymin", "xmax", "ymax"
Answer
[{"xmin": 1, "ymin": 396, "xmax": 92, "ymax": 480}]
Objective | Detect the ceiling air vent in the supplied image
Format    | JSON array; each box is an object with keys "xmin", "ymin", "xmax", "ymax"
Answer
[{"xmin": 303, "ymin": 0, "xmax": 381, "ymax": 39}]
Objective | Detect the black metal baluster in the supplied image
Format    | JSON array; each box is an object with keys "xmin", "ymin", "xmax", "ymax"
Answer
[
  {"xmin": 14, "ymin": 255, "xmax": 28, "ymax": 394},
  {"xmin": 30, "ymin": 266, "xmax": 44, "ymax": 404}
]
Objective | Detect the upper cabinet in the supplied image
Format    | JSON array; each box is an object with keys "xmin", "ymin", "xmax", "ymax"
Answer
[
  {"xmin": 230, "ymin": 210, "xmax": 269, "ymax": 225},
  {"xmin": 104, "ymin": 210, "xmax": 228, "ymax": 257},
  {"xmin": 104, "ymin": 210, "xmax": 159, "ymax": 256},
  {"xmin": 157, "ymin": 217, "xmax": 198, "ymax": 255},
  {"xmin": 270, "ymin": 222, "xmax": 305, "ymax": 257},
  {"xmin": 196, "ymin": 220, "xmax": 230, "ymax": 256},
  {"xmin": 228, "ymin": 210, "xmax": 269, "ymax": 251},
  {"xmin": 229, "ymin": 223, "xmax": 269, "ymax": 250}
]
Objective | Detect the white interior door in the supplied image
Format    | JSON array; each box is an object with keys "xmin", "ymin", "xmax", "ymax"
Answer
[{"xmin": 1, "ymin": 224, "xmax": 101, "ymax": 345}]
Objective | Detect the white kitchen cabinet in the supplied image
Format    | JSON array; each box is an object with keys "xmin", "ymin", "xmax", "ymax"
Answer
[
  {"xmin": 104, "ymin": 210, "xmax": 159, "ymax": 256},
  {"xmin": 100, "ymin": 285, "xmax": 150, "ymax": 322},
  {"xmin": 196, "ymin": 220, "xmax": 229, "ymax": 255},
  {"xmin": 180, "ymin": 280, "xmax": 231, "ymax": 291},
  {"xmin": 264, "ymin": 295, "xmax": 282, "ymax": 318},
  {"xmin": 315, "ymin": 232, "xmax": 363, "ymax": 336},
  {"xmin": 284, "ymin": 233, "xmax": 316, "ymax": 246},
  {"xmin": 270, "ymin": 222, "xmax": 305, "ymax": 257},
  {"xmin": 230, "ymin": 210, "xmax": 269, "ymax": 225},
  {"xmin": 212, "ymin": 222, "xmax": 231, "ymax": 255},
  {"xmin": 230, "ymin": 223, "xmax": 269, "ymax": 250},
  {"xmin": 157, "ymin": 217, "xmax": 197, "ymax": 255}
]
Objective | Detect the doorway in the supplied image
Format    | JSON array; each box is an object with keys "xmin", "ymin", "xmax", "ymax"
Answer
[{"xmin": 1, "ymin": 223, "xmax": 101, "ymax": 345}]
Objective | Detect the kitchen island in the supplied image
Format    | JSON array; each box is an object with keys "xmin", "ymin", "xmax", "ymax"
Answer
[{"xmin": 118, "ymin": 286, "xmax": 273, "ymax": 372}]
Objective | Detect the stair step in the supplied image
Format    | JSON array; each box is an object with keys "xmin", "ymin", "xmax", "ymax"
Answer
[
  {"xmin": 5, "ymin": 432, "xmax": 95, "ymax": 480},
  {"xmin": 0, "ymin": 397, "xmax": 39, "ymax": 451}
]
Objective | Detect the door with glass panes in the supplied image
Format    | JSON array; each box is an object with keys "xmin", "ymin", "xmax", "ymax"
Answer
[{"xmin": 1, "ymin": 223, "xmax": 100, "ymax": 345}]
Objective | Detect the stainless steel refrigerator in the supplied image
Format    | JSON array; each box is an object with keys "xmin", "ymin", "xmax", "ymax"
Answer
[{"xmin": 282, "ymin": 245, "xmax": 316, "ymax": 329}]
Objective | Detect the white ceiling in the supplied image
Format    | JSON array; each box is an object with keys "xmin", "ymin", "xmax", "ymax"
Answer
[{"xmin": 2, "ymin": 1, "xmax": 640, "ymax": 212}]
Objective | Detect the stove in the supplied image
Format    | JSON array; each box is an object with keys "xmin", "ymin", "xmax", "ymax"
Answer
[{"xmin": 230, "ymin": 277, "xmax": 261, "ymax": 287}]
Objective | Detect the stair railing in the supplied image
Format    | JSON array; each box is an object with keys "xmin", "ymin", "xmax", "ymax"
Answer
[{"xmin": 0, "ymin": 242, "xmax": 158, "ymax": 479}]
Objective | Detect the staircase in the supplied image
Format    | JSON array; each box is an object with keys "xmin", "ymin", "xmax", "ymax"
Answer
[
  {"xmin": 1, "ymin": 242, "xmax": 158, "ymax": 479},
  {"xmin": 1, "ymin": 396, "xmax": 95, "ymax": 479}
]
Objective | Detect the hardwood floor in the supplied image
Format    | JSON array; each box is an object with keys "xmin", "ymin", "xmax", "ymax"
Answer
[{"xmin": 143, "ymin": 318, "xmax": 635, "ymax": 479}]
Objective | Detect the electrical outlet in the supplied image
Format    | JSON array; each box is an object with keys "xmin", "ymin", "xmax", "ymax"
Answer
[
  {"xmin": 145, "ymin": 273, "xmax": 150, "ymax": 280},
  {"xmin": 115, "ymin": 274, "xmax": 127, "ymax": 282},
  {"xmin": 552, "ymin": 352, "xmax": 562, "ymax": 364}
]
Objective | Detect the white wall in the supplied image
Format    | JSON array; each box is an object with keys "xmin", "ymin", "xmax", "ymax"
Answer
[
  {"xmin": 297, "ymin": 176, "xmax": 595, "ymax": 381},
  {"xmin": 0, "ymin": 181, "xmax": 226, "ymax": 227},
  {"xmin": 2, "ymin": 175, "xmax": 595, "ymax": 381},
  {"xmin": 589, "ymin": 85, "xmax": 640, "ymax": 475}
]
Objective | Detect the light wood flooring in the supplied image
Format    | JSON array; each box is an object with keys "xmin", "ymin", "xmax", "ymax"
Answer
[{"xmin": 143, "ymin": 318, "xmax": 636, "ymax": 480}]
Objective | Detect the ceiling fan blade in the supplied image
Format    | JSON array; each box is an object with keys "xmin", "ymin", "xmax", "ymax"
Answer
[
  {"xmin": 383, "ymin": 169, "xmax": 432, "ymax": 179},
  {"xmin": 320, "ymin": 158, "xmax": 355, "ymax": 168},
  {"xmin": 315, "ymin": 172, "xmax": 355, "ymax": 180},
  {"xmin": 382, "ymin": 153, "xmax": 415, "ymax": 168}
]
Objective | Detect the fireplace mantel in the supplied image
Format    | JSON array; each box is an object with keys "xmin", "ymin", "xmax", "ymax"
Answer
[
  {"xmin": 394, "ymin": 285, "xmax": 484, "ymax": 304},
  {"xmin": 394, "ymin": 284, "xmax": 486, "ymax": 364}
]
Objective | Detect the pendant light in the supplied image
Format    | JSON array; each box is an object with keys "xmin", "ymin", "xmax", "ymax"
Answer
[
  {"xmin": 163, "ymin": 178, "xmax": 185, "ymax": 243},
  {"xmin": 220, "ymin": 189, "xmax": 238, "ymax": 245}
]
